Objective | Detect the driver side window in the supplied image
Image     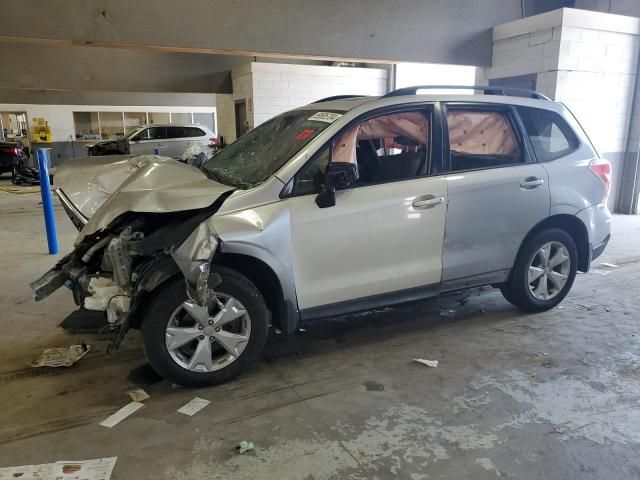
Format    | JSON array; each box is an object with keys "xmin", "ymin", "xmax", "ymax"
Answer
[{"xmin": 292, "ymin": 109, "xmax": 431, "ymax": 195}]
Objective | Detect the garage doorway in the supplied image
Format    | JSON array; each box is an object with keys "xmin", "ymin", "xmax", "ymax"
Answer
[{"xmin": 235, "ymin": 100, "xmax": 247, "ymax": 138}]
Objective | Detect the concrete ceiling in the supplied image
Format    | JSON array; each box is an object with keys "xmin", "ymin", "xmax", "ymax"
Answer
[
  {"xmin": 3, "ymin": 0, "xmax": 594, "ymax": 100},
  {"xmin": 2, "ymin": 0, "xmax": 524, "ymax": 66}
]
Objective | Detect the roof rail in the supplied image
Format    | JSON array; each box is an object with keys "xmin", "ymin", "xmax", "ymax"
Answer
[
  {"xmin": 312, "ymin": 95, "xmax": 368, "ymax": 104},
  {"xmin": 382, "ymin": 85, "xmax": 551, "ymax": 101}
]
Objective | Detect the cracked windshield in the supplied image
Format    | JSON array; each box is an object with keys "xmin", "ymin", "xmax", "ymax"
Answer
[{"xmin": 201, "ymin": 110, "xmax": 341, "ymax": 188}]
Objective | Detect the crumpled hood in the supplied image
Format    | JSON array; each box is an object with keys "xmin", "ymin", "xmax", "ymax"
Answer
[{"xmin": 55, "ymin": 155, "xmax": 233, "ymax": 241}]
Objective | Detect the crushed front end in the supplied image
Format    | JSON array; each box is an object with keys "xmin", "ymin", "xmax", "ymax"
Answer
[{"xmin": 30, "ymin": 195, "xmax": 231, "ymax": 349}]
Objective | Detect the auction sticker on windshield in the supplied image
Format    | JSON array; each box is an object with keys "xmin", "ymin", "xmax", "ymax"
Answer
[{"xmin": 307, "ymin": 112, "xmax": 343, "ymax": 123}]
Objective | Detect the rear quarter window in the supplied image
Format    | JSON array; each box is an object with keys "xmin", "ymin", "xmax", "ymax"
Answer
[
  {"xmin": 517, "ymin": 106, "xmax": 579, "ymax": 162},
  {"xmin": 185, "ymin": 127, "xmax": 206, "ymax": 137}
]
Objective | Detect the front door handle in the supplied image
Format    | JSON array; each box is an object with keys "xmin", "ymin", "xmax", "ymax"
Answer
[
  {"xmin": 520, "ymin": 177, "xmax": 544, "ymax": 189},
  {"xmin": 413, "ymin": 196, "xmax": 444, "ymax": 209}
]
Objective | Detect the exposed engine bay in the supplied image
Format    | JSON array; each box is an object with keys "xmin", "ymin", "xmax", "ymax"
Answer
[{"xmin": 30, "ymin": 190, "xmax": 233, "ymax": 350}]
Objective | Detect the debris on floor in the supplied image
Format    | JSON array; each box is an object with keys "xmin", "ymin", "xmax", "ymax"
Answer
[
  {"xmin": 414, "ymin": 358, "xmax": 439, "ymax": 368},
  {"xmin": 126, "ymin": 388, "xmax": 150, "ymax": 402},
  {"xmin": 99, "ymin": 402, "xmax": 144, "ymax": 428},
  {"xmin": 439, "ymin": 309, "xmax": 456, "ymax": 318},
  {"xmin": 177, "ymin": 397, "xmax": 210, "ymax": 416},
  {"xmin": 364, "ymin": 380, "xmax": 385, "ymax": 391},
  {"xmin": 589, "ymin": 268, "xmax": 610, "ymax": 276},
  {"xmin": 237, "ymin": 441, "xmax": 255, "ymax": 454},
  {"xmin": 0, "ymin": 457, "xmax": 117, "ymax": 480},
  {"xmin": 600, "ymin": 262, "xmax": 619, "ymax": 268},
  {"xmin": 30, "ymin": 343, "xmax": 91, "ymax": 368},
  {"xmin": 0, "ymin": 462, "xmax": 52, "ymax": 479}
]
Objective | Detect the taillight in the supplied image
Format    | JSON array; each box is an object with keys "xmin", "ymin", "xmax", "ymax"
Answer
[{"xmin": 589, "ymin": 158, "xmax": 612, "ymax": 199}]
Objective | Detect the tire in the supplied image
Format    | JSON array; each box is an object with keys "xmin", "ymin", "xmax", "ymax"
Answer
[
  {"xmin": 501, "ymin": 228, "xmax": 578, "ymax": 312},
  {"xmin": 11, "ymin": 167, "xmax": 20, "ymax": 185},
  {"xmin": 141, "ymin": 266, "xmax": 269, "ymax": 387}
]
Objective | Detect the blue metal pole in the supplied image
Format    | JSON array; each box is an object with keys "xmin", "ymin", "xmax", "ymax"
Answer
[{"xmin": 37, "ymin": 148, "xmax": 58, "ymax": 255}]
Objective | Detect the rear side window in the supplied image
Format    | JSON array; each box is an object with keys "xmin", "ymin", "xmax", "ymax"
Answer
[
  {"xmin": 185, "ymin": 127, "xmax": 206, "ymax": 137},
  {"xmin": 517, "ymin": 106, "xmax": 579, "ymax": 161},
  {"xmin": 167, "ymin": 126, "xmax": 187, "ymax": 138},
  {"xmin": 446, "ymin": 108, "xmax": 523, "ymax": 172}
]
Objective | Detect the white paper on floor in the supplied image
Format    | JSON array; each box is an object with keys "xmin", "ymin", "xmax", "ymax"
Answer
[
  {"xmin": 30, "ymin": 344, "xmax": 92, "ymax": 368},
  {"xmin": 0, "ymin": 457, "xmax": 117, "ymax": 480},
  {"xmin": 127, "ymin": 388, "xmax": 150, "ymax": 402},
  {"xmin": 52, "ymin": 457, "xmax": 117, "ymax": 479},
  {"xmin": 600, "ymin": 262, "xmax": 619, "ymax": 268},
  {"xmin": 414, "ymin": 358, "xmax": 439, "ymax": 368},
  {"xmin": 99, "ymin": 402, "xmax": 144, "ymax": 428},
  {"xmin": 177, "ymin": 397, "xmax": 210, "ymax": 416}
]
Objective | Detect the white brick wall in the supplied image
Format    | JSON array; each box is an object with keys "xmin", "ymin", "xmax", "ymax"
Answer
[
  {"xmin": 554, "ymin": 27, "xmax": 639, "ymax": 155},
  {"xmin": 215, "ymin": 93, "xmax": 235, "ymax": 143},
  {"xmin": 491, "ymin": 27, "xmax": 561, "ymax": 78},
  {"xmin": 250, "ymin": 62, "xmax": 388, "ymax": 127},
  {"xmin": 490, "ymin": 8, "xmax": 640, "ymax": 211}
]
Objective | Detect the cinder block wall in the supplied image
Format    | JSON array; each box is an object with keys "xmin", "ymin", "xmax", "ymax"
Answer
[
  {"xmin": 490, "ymin": 8, "xmax": 640, "ymax": 212},
  {"xmin": 215, "ymin": 94, "xmax": 235, "ymax": 144},
  {"xmin": 230, "ymin": 62, "xmax": 388, "ymax": 129}
]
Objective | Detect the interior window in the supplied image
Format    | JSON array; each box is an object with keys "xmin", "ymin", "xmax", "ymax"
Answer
[
  {"xmin": 516, "ymin": 106, "xmax": 579, "ymax": 162},
  {"xmin": 447, "ymin": 108, "xmax": 522, "ymax": 171},
  {"xmin": 293, "ymin": 110, "xmax": 430, "ymax": 195}
]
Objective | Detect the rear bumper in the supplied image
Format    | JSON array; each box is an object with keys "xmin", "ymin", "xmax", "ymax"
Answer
[{"xmin": 591, "ymin": 234, "xmax": 610, "ymax": 262}]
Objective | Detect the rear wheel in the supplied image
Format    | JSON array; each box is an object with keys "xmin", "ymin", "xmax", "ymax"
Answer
[
  {"xmin": 141, "ymin": 266, "xmax": 269, "ymax": 387},
  {"xmin": 501, "ymin": 228, "xmax": 577, "ymax": 312}
]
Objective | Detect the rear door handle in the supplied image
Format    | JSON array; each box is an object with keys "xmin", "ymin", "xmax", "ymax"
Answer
[
  {"xmin": 413, "ymin": 196, "xmax": 444, "ymax": 209},
  {"xmin": 520, "ymin": 177, "xmax": 544, "ymax": 189}
]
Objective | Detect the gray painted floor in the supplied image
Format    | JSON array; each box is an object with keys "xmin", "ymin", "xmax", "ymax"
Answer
[{"xmin": 1, "ymin": 178, "xmax": 639, "ymax": 479}]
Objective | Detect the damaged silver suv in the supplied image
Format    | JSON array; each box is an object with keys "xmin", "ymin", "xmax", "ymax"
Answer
[{"xmin": 32, "ymin": 86, "xmax": 612, "ymax": 387}]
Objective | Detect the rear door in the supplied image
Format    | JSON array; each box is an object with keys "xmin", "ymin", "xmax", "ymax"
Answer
[
  {"xmin": 441, "ymin": 103, "xmax": 550, "ymax": 287},
  {"xmin": 165, "ymin": 126, "xmax": 188, "ymax": 158}
]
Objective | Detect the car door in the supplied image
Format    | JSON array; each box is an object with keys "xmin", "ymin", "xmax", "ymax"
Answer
[
  {"xmin": 440, "ymin": 103, "xmax": 550, "ymax": 288},
  {"xmin": 129, "ymin": 126, "xmax": 167, "ymax": 155},
  {"xmin": 286, "ymin": 105, "xmax": 448, "ymax": 314},
  {"xmin": 164, "ymin": 126, "xmax": 188, "ymax": 158}
]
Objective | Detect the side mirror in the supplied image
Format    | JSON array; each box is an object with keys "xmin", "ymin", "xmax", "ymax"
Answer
[{"xmin": 315, "ymin": 162, "xmax": 358, "ymax": 208}]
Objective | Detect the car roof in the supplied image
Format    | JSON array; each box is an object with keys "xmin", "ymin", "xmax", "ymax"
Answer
[
  {"xmin": 294, "ymin": 91, "xmax": 565, "ymax": 115},
  {"xmin": 136, "ymin": 123, "xmax": 212, "ymax": 129}
]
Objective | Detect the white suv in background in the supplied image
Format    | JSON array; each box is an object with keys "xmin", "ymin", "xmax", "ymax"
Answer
[
  {"xmin": 87, "ymin": 124, "xmax": 215, "ymax": 159},
  {"xmin": 34, "ymin": 86, "xmax": 612, "ymax": 387}
]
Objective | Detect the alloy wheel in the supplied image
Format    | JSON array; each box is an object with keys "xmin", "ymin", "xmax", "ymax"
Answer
[
  {"xmin": 528, "ymin": 241, "xmax": 571, "ymax": 301},
  {"xmin": 165, "ymin": 293, "xmax": 251, "ymax": 373}
]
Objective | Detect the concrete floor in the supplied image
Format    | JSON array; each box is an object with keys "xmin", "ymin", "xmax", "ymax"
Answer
[{"xmin": 1, "ymin": 176, "xmax": 640, "ymax": 479}]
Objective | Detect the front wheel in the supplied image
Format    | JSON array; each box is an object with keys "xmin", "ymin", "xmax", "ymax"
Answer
[
  {"xmin": 501, "ymin": 228, "xmax": 578, "ymax": 312},
  {"xmin": 141, "ymin": 266, "xmax": 269, "ymax": 387}
]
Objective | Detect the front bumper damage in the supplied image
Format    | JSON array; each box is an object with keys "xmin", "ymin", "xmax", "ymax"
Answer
[{"xmin": 30, "ymin": 208, "xmax": 229, "ymax": 349}]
